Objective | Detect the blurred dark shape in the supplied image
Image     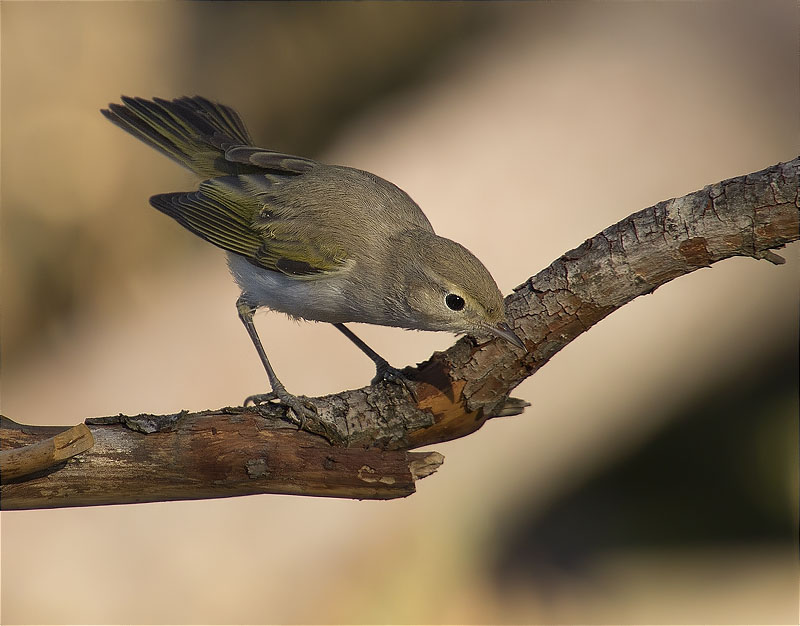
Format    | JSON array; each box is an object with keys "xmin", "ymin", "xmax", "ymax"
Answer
[
  {"xmin": 181, "ymin": 3, "xmax": 497, "ymax": 157},
  {"xmin": 491, "ymin": 333, "xmax": 798, "ymax": 583}
]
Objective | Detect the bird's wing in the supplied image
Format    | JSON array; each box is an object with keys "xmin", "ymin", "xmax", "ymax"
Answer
[
  {"xmin": 150, "ymin": 175, "xmax": 347, "ymax": 277},
  {"xmin": 223, "ymin": 145, "xmax": 315, "ymax": 174}
]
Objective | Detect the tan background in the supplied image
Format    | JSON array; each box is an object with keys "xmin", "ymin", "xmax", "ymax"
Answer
[{"xmin": 2, "ymin": 2, "xmax": 798, "ymax": 624}]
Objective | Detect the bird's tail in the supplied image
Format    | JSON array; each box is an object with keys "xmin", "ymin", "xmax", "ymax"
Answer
[{"xmin": 101, "ymin": 96, "xmax": 260, "ymax": 177}]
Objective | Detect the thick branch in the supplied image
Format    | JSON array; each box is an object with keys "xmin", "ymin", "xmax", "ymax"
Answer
[
  {"xmin": 0, "ymin": 414, "xmax": 443, "ymax": 509},
  {"xmin": 307, "ymin": 157, "xmax": 799, "ymax": 447},
  {"xmin": 2, "ymin": 158, "xmax": 797, "ymax": 509}
]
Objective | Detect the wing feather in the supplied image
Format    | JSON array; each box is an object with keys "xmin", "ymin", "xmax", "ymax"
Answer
[{"xmin": 150, "ymin": 175, "xmax": 346, "ymax": 277}]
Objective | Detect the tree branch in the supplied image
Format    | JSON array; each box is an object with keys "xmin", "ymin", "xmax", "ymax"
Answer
[
  {"xmin": 0, "ymin": 420, "xmax": 93, "ymax": 481},
  {"xmin": 2, "ymin": 158, "xmax": 797, "ymax": 509},
  {"xmin": 0, "ymin": 414, "xmax": 443, "ymax": 509}
]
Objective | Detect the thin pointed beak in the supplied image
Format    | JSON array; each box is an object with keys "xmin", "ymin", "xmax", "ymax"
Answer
[{"xmin": 490, "ymin": 321, "xmax": 525, "ymax": 350}]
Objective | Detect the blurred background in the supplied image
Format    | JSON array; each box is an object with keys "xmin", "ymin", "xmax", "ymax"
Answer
[{"xmin": 2, "ymin": 2, "xmax": 797, "ymax": 624}]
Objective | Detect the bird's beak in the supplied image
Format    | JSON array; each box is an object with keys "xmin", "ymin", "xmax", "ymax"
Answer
[{"xmin": 489, "ymin": 321, "xmax": 526, "ymax": 350}]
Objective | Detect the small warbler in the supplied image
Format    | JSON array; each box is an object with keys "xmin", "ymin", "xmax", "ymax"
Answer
[{"xmin": 102, "ymin": 96, "xmax": 524, "ymax": 421}]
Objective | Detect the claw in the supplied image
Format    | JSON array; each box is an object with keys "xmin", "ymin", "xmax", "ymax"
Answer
[
  {"xmin": 372, "ymin": 363, "xmax": 417, "ymax": 402},
  {"xmin": 244, "ymin": 392, "xmax": 277, "ymax": 407},
  {"xmin": 371, "ymin": 363, "xmax": 404, "ymax": 385},
  {"xmin": 244, "ymin": 391, "xmax": 316, "ymax": 429},
  {"xmin": 284, "ymin": 396, "xmax": 317, "ymax": 430}
]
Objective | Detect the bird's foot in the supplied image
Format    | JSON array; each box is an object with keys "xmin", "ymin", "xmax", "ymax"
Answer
[
  {"xmin": 371, "ymin": 362, "xmax": 417, "ymax": 402},
  {"xmin": 371, "ymin": 362, "xmax": 404, "ymax": 385},
  {"xmin": 244, "ymin": 390, "xmax": 317, "ymax": 429}
]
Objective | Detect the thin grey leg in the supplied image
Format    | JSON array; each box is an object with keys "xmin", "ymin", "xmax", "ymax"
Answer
[
  {"xmin": 237, "ymin": 297, "xmax": 288, "ymax": 398},
  {"xmin": 236, "ymin": 297, "xmax": 314, "ymax": 425},
  {"xmin": 333, "ymin": 323, "xmax": 406, "ymax": 386}
]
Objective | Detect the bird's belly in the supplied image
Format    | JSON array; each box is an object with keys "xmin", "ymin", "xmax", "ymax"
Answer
[{"xmin": 226, "ymin": 252, "xmax": 356, "ymax": 323}]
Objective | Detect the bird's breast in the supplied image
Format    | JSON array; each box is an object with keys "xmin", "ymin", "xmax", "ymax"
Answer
[{"xmin": 227, "ymin": 252, "xmax": 369, "ymax": 324}]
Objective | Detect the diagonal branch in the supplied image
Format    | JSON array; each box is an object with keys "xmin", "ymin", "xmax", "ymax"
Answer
[{"xmin": 2, "ymin": 158, "xmax": 797, "ymax": 509}]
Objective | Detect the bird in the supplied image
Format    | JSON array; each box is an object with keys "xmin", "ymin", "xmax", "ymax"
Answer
[{"xmin": 101, "ymin": 95, "xmax": 525, "ymax": 423}]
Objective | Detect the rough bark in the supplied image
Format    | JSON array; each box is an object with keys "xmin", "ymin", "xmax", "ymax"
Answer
[
  {"xmin": 0, "ymin": 414, "xmax": 444, "ymax": 509},
  {"xmin": 2, "ymin": 158, "xmax": 797, "ymax": 509}
]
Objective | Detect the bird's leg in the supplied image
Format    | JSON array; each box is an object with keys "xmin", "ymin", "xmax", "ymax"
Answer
[
  {"xmin": 332, "ymin": 323, "xmax": 400, "ymax": 383},
  {"xmin": 333, "ymin": 324, "xmax": 415, "ymax": 399},
  {"xmin": 236, "ymin": 297, "xmax": 315, "ymax": 427}
]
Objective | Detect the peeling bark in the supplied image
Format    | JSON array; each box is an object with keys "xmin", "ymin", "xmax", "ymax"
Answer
[{"xmin": 0, "ymin": 414, "xmax": 443, "ymax": 509}]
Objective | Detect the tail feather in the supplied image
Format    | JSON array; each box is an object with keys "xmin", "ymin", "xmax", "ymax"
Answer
[
  {"xmin": 166, "ymin": 96, "xmax": 253, "ymax": 147},
  {"xmin": 102, "ymin": 96, "xmax": 260, "ymax": 177}
]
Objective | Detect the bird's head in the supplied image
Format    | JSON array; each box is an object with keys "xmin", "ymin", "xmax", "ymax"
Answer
[{"xmin": 392, "ymin": 231, "xmax": 525, "ymax": 349}]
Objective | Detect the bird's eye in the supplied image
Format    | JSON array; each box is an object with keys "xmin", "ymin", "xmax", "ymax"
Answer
[{"xmin": 445, "ymin": 293, "xmax": 465, "ymax": 311}]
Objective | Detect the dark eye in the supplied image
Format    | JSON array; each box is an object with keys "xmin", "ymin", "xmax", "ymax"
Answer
[{"xmin": 445, "ymin": 293, "xmax": 465, "ymax": 311}]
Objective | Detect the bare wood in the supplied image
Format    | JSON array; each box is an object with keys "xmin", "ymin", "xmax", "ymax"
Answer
[
  {"xmin": 0, "ymin": 413, "xmax": 443, "ymax": 509},
  {"xmin": 1, "ymin": 157, "xmax": 796, "ymax": 510},
  {"xmin": 0, "ymin": 421, "xmax": 94, "ymax": 481}
]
